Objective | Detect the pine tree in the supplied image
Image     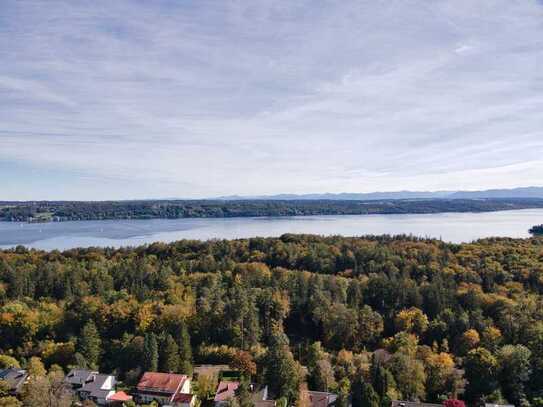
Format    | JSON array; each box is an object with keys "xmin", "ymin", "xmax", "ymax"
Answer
[
  {"xmin": 351, "ymin": 376, "xmax": 363, "ymax": 407},
  {"xmin": 235, "ymin": 379, "xmax": 255, "ymax": 407},
  {"xmin": 159, "ymin": 334, "xmax": 180, "ymax": 373},
  {"xmin": 176, "ymin": 322, "xmax": 193, "ymax": 374},
  {"xmin": 361, "ymin": 382, "xmax": 380, "ymax": 407},
  {"xmin": 79, "ymin": 321, "xmax": 101, "ymax": 370},
  {"xmin": 143, "ymin": 333, "xmax": 159, "ymax": 372},
  {"xmin": 264, "ymin": 327, "xmax": 300, "ymax": 402}
]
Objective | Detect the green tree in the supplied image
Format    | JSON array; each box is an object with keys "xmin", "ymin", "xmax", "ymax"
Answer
[
  {"xmin": 159, "ymin": 334, "xmax": 180, "ymax": 373},
  {"xmin": 351, "ymin": 376, "xmax": 363, "ymax": 407},
  {"xmin": 26, "ymin": 357, "xmax": 46, "ymax": 377},
  {"xmin": 361, "ymin": 382, "xmax": 380, "ymax": 407},
  {"xmin": 0, "ymin": 397, "xmax": 22, "ymax": 407},
  {"xmin": 21, "ymin": 369, "xmax": 72, "ymax": 407},
  {"xmin": 306, "ymin": 342, "xmax": 335, "ymax": 392},
  {"xmin": 79, "ymin": 321, "xmax": 101, "ymax": 370},
  {"xmin": 336, "ymin": 378, "xmax": 351, "ymax": 407},
  {"xmin": 194, "ymin": 374, "xmax": 218, "ymax": 402},
  {"xmin": 143, "ymin": 333, "xmax": 159, "ymax": 372},
  {"xmin": 497, "ymin": 344, "xmax": 532, "ymax": 407},
  {"xmin": 464, "ymin": 348, "xmax": 498, "ymax": 404},
  {"xmin": 235, "ymin": 379, "xmax": 255, "ymax": 407},
  {"xmin": 0, "ymin": 380, "xmax": 12, "ymax": 398},
  {"xmin": 176, "ymin": 323, "xmax": 193, "ymax": 374},
  {"xmin": 264, "ymin": 327, "xmax": 301, "ymax": 402},
  {"xmin": 0, "ymin": 356, "xmax": 20, "ymax": 370},
  {"xmin": 388, "ymin": 353, "xmax": 426, "ymax": 400}
]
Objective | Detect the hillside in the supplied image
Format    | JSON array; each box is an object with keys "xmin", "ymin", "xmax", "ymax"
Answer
[
  {"xmin": 1, "ymin": 235, "xmax": 543, "ymax": 406},
  {"xmin": 3, "ymin": 197, "xmax": 543, "ymax": 222}
]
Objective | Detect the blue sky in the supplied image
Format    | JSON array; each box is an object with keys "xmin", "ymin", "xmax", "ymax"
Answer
[{"xmin": 1, "ymin": 0, "xmax": 543, "ymax": 200}]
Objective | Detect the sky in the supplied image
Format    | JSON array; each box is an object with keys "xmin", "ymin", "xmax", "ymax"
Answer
[{"xmin": 1, "ymin": 0, "xmax": 543, "ymax": 200}]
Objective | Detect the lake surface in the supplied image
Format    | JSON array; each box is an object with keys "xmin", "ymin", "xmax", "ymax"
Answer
[{"xmin": 1, "ymin": 208, "xmax": 542, "ymax": 250}]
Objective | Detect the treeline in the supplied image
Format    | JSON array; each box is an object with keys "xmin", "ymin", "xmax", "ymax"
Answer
[
  {"xmin": 2, "ymin": 198, "xmax": 543, "ymax": 221},
  {"xmin": 1, "ymin": 235, "xmax": 543, "ymax": 407}
]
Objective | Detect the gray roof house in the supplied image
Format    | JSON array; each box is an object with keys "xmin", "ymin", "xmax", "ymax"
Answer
[
  {"xmin": 64, "ymin": 370, "xmax": 116, "ymax": 406},
  {"xmin": 0, "ymin": 368, "xmax": 28, "ymax": 395},
  {"xmin": 65, "ymin": 369, "xmax": 98, "ymax": 389}
]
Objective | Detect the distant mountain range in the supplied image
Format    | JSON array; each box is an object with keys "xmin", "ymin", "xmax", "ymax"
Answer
[{"xmin": 216, "ymin": 187, "xmax": 543, "ymax": 201}]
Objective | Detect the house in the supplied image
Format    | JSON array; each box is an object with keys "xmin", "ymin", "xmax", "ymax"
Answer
[
  {"xmin": 65, "ymin": 369, "xmax": 99, "ymax": 389},
  {"xmin": 214, "ymin": 382, "xmax": 271, "ymax": 407},
  {"xmin": 391, "ymin": 401, "xmax": 442, "ymax": 407},
  {"xmin": 299, "ymin": 390, "xmax": 337, "ymax": 407},
  {"xmin": 170, "ymin": 392, "xmax": 197, "ymax": 407},
  {"xmin": 76, "ymin": 373, "xmax": 117, "ymax": 406},
  {"xmin": 134, "ymin": 372, "xmax": 191, "ymax": 406},
  {"xmin": 0, "ymin": 368, "xmax": 28, "ymax": 395},
  {"xmin": 107, "ymin": 391, "xmax": 133, "ymax": 405},
  {"xmin": 251, "ymin": 384, "xmax": 274, "ymax": 407},
  {"xmin": 250, "ymin": 384, "xmax": 269, "ymax": 402},
  {"xmin": 214, "ymin": 381, "xmax": 240, "ymax": 406}
]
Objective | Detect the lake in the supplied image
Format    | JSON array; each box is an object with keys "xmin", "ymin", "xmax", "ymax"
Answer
[{"xmin": 1, "ymin": 208, "xmax": 542, "ymax": 251}]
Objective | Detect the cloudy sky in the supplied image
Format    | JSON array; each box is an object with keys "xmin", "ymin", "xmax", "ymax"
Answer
[{"xmin": 1, "ymin": 0, "xmax": 542, "ymax": 200}]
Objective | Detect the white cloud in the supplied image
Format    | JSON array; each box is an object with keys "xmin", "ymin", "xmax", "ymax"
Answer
[{"xmin": 0, "ymin": 0, "xmax": 542, "ymax": 199}]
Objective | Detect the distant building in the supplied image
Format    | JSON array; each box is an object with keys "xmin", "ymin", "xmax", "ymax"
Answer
[
  {"xmin": 65, "ymin": 369, "xmax": 98, "ymax": 390},
  {"xmin": 170, "ymin": 392, "xmax": 197, "ymax": 407},
  {"xmin": 0, "ymin": 368, "xmax": 28, "ymax": 395},
  {"xmin": 134, "ymin": 372, "xmax": 191, "ymax": 406},
  {"xmin": 64, "ymin": 369, "xmax": 117, "ymax": 406},
  {"xmin": 76, "ymin": 373, "xmax": 116, "ymax": 405},
  {"xmin": 214, "ymin": 382, "xmax": 272, "ymax": 407},
  {"xmin": 107, "ymin": 391, "xmax": 134, "ymax": 405},
  {"xmin": 391, "ymin": 401, "xmax": 442, "ymax": 407}
]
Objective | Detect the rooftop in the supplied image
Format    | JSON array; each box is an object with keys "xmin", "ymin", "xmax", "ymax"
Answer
[
  {"xmin": 137, "ymin": 372, "xmax": 188, "ymax": 394},
  {"xmin": 214, "ymin": 381, "xmax": 240, "ymax": 402}
]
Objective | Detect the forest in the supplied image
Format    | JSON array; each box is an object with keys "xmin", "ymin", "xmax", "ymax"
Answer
[
  {"xmin": 2, "ymin": 198, "xmax": 543, "ymax": 222},
  {"xmin": 1, "ymin": 234, "xmax": 543, "ymax": 407}
]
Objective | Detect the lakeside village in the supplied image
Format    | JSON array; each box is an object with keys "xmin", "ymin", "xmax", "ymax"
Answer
[{"xmin": 0, "ymin": 362, "xmax": 508, "ymax": 407}]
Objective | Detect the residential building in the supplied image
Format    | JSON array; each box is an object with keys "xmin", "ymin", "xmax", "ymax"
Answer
[
  {"xmin": 76, "ymin": 373, "xmax": 117, "ymax": 406},
  {"xmin": 65, "ymin": 369, "xmax": 98, "ymax": 390},
  {"xmin": 170, "ymin": 392, "xmax": 197, "ymax": 407},
  {"xmin": 134, "ymin": 372, "xmax": 191, "ymax": 406},
  {"xmin": 392, "ymin": 401, "xmax": 442, "ymax": 407},
  {"xmin": 107, "ymin": 391, "xmax": 133, "ymax": 405},
  {"xmin": 0, "ymin": 368, "xmax": 28, "ymax": 395},
  {"xmin": 214, "ymin": 382, "xmax": 271, "ymax": 407}
]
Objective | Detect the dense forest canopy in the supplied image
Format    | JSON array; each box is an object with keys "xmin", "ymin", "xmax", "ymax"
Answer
[
  {"xmin": 2, "ymin": 198, "xmax": 543, "ymax": 222},
  {"xmin": 1, "ymin": 235, "xmax": 543, "ymax": 407}
]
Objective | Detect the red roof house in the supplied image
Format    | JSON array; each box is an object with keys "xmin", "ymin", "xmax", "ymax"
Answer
[
  {"xmin": 107, "ymin": 391, "xmax": 133, "ymax": 405},
  {"xmin": 135, "ymin": 372, "xmax": 191, "ymax": 405}
]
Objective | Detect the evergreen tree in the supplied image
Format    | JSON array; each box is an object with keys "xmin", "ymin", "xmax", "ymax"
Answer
[
  {"xmin": 361, "ymin": 382, "xmax": 380, "ymax": 407},
  {"xmin": 264, "ymin": 327, "xmax": 301, "ymax": 402},
  {"xmin": 235, "ymin": 379, "xmax": 255, "ymax": 407},
  {"xmin": 176, "ymin": 322, "xmax": 193, "ymax": 374},
  {"xmin": 159, "ymin": 334, "xmax": 180, "ymax": 373},
  {"xmin": 143, "ymin": 333, "xmax": 159, "ymax": 372},
  {"xmin": 79, "ymin": 321, "xmax": 101, "ymax": 370},
  {"xmin": 351, "ymin": 376, "xmax": 363, "ymax": 407}
]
